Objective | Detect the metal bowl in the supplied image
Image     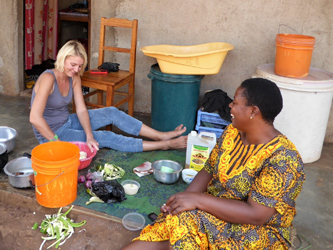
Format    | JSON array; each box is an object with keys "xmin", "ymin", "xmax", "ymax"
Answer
[
  {"xmin": 152, "ymin": 160, "xmax": 183, "ymax": 184},
  {"xmin": 3, "ymin": 156, "xmax": 34, "ymax": 188},
  {"xmin": 0, "ymin": 126, "xmax": 18, "ymax": 153}
]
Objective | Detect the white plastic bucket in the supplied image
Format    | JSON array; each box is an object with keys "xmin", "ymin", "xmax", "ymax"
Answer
[{"xmin": 253, "ymin": 63, "xmax": 333, "ymax": 163}]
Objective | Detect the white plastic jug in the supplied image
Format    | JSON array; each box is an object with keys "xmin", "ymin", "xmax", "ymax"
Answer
[{"xmin": 186, "ymin": 131, "xmax": 217, "ymax": 171}]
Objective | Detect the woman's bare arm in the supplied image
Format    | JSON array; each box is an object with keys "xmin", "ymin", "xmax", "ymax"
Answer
[
  {"xmin": 184, "ymin": 168, "xmax": 213, "ymax": 193},
  {"xmin": 166, "ymin": 167, "xmax": 276, "ymax": 225},
  {"xmin": 29, "ymin": 73, "xmax": 59, "ymax": 141},
  {"xmin": 167, "ymin": 191, "xmax": 276, "ymax": 225}
]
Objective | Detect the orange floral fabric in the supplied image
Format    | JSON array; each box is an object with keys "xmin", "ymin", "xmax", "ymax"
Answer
[{"xmin": 135, "ymin": 125, "xmax": 305, "ymax": 249}]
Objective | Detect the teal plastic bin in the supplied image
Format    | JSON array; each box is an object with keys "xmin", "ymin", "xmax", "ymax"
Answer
[{"xmin": 148, "ymin": 64, "xmax": 204, "ymax": 135}]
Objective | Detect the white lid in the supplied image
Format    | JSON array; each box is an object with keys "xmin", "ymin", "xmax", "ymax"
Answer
[
  {"xmin": 253, "ymin": 63, "xmax": 333, "ymax": 92},
  {"xmin": 122, "ymin": 212, "xmax": 145, "ymax": 231},
  {"xmin": 191, "ymin": 131, "xmax": 197, "ymax": 136}
]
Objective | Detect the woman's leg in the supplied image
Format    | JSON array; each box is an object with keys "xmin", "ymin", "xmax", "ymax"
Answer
[
  {"xmin": 55, "ymin": 114, "xmax": 143, "ymax": 151},
  {"xmin": 86, "ymin": 107, "xmax": 187, "ymax": 142},
  {"xmin": 122, "ymin": 240, "xmax": 172, "ymax": 250},
  {"xmin": 142, "ymin": 136, "xmax": 187, "ymax": 151},
  {"xmin": 87, "ymin": 107, "xmax": 142, "ymax": 135},
  {"xmin": 139, "ymin": 124, "xmax": 186, "ymax": 141},
  {"xmin": 57, "ymin": 108, "xmax": 187, "ymax": 151}
]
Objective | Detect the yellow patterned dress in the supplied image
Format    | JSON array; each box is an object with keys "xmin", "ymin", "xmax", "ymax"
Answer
[{"xmin": 135, "ymin": 125, "xmax": 305, "ymax": 250}]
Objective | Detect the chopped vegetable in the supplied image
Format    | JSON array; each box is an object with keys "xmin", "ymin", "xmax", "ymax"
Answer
[
  {"xmin": 79, "ymin": 151, "xmax": 87, "ymax": 160},
  {"xmin": 78, "ymin": 175, "xmax": 86, "ymax": 183},
  {"xmin": 85, "ymin": 172, "xmax": 93, "ymax": 181},
  {"xmin": 85, "ymin": 180, "xmax": 92, "ymax": 189},
  {"xmin": 86, "ymin": 196, "xmax": 105, "ymax": 205},
  {"xmin": 32, "ymin": 222, "xmax": 39, "ymax": 230},
  {"xmin": 37, "ymin": 205, "xmax": 86, "ymax": 249},
  {"xmin": 85, "ymin": 188, "xmax": 104, "ymax": 205},
  {"xmin": 97, "ymin": 163, "xmax": 125, "ymax": 180}
]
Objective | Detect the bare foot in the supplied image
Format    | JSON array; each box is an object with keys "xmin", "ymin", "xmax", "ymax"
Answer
[
  {"xmin": 165, "ymin": 135, "xmax": 188, "ymax": 150},
  {"xmin": 159, "ymin": 124, "xmax": 187, "ymax": 141}
]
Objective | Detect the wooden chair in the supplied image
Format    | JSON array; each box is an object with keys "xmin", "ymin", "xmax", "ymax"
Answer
[{"xmin": 74, "ymin": 17, "xmax": 138, "ymax": 119}]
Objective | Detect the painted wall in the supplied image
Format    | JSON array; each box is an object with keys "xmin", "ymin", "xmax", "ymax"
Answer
[
  {"xmin": 90, "ymin": 0, "xmax": 333, "ymax": 142},
  {"xmin": 1, "ymin": 0, "xmax": 333, "ymax": 143},
  {"xmin": 0, "ymin": 0, "xmax": 24, "ymax": 96}
]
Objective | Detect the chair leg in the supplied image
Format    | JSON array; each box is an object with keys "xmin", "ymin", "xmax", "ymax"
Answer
[
  {"xmin": 128, "ymin": 79, "xmax": 135, "ymax": 116},
  {"xmin": 97, "ymin": 90, "xmax": 104, "ymax": 106},
  {"xmin": 105, "ymin": 86, "xmax": 115, "ymax": 131}
]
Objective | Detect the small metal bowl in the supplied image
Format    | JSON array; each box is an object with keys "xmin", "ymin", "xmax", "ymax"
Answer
[
  {"xmin": 0, "ymin": 126, "xmax": 18, "ymax": 153},
  {"xmin": 152, "ymin": 160, "xmax": 183, "ymax": 184},
  {"xmin": 4, "ymin": 156, "xmax": 34, "ymax": 188}
]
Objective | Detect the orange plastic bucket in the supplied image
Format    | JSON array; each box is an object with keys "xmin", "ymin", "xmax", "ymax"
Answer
[
  {"xmin": 31, "ymin": 141, "xmax": 80, "ymax": 208},
  {"xmin": 275, "ymin": 34, "xmax": 315, "ymax": 78}
]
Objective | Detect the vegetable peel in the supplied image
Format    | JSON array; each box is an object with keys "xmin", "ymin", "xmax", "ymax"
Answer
[{"xmin": 36, "ymin": 205, "xmax": 86, "ymax": 249}]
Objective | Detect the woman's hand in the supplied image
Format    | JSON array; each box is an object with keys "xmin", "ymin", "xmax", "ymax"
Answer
[
  {"xmin": 160, "ymin": 203, "xmax": 171, "ymax": 217},
  {"xmin": 166, "ymin": 192, "xmax": 201, "ymax": 215},
  {"xmin": 86, "ymin": 137, "xmax": 99, "ymax": 152}
]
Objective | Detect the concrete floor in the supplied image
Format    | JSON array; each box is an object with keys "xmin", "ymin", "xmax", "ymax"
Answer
[{"xmin": 0, "ymin": 93, "xmax": 332, "ymax": 249}]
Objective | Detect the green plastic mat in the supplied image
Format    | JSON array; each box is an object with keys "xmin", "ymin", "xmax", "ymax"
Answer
[{"xmin": 73, "ymin": 149, "xmax": 187, "ymax": 225}]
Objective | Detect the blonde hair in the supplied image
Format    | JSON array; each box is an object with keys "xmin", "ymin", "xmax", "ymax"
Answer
[{"xmin": 54, "ymin": 40, "xmax": 88, "ymax": 76}]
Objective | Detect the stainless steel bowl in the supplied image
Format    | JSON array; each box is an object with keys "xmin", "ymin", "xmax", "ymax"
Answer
[
  {"xmin": 3, "ymin": 156, "xmax": 34, "ymax": 188},
  {"xmin": 152, "ymin": 160, "xmax": 183, "ymax": 184},
  {"xmin": 0, "ymin": 126, "xmax": 18, "ymax": 153}
]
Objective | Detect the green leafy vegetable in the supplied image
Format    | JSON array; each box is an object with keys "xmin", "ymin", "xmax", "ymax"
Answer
[
  {"xmin": 102, "ymin": 163, "xmax": 125, "ymax": 180},
  {"xmin": 37, "ymin": 205, "xmax": 86, "ymax": 249}
]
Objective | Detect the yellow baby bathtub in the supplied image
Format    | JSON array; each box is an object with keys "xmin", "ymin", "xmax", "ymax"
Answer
[{"xmin": 140, "ymin": 42, "xmax": 234, "ymax": 75}]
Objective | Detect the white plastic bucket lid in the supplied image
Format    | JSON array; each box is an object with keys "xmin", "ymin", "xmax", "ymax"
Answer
[
  {"xmin": 122, "ymin": 212, "xmax": 145, "ymax": 231},
  {"xmin": 253, "ymin": 63, "xmax": 333, "ymax": 92}
]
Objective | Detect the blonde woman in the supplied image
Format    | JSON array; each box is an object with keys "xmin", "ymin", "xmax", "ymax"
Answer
[{"xmin": 30, "ymin": 40, "xmax": 187, "ymax": 152}]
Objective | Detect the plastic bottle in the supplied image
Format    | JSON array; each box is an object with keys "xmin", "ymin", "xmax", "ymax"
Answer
[{"xmin": 185, "ymin": 131, "xmax": 216, "ymax": 171}]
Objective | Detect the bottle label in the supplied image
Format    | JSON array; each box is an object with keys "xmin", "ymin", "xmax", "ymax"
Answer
[{"xmin": 189, "ymin": 145, "xmax": 209, "ymax": 171}]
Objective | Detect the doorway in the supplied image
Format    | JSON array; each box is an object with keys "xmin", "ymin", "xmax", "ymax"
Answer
[{"xmin": 24, "ymin": 0, "xmax": 91, "ymax": 93}]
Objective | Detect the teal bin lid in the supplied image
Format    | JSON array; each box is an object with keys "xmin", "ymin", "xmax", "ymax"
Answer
[{"xmin": 148, "ymin": 64, "xmax": 204, "ymax": 83}]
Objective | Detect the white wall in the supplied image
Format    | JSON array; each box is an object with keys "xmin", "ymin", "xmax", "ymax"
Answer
[{"xmin": 90, "ymin": 0, "xmax": 333, "ymax": 142}]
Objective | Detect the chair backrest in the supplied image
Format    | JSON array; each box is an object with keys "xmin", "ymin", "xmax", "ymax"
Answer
[{"xmin": 98, "ymin": 17, "xmax": 138, "ymax": 74}]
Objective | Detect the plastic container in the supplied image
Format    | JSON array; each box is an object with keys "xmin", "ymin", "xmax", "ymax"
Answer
[
  {"xmin": 195, "ymin": 124, "xmax": 225, "ymax": 138},
  {"xmin": 275, "ymin": 34, "xmax": 315, "ymax": 78},
  {"xmin": 148, "ymin": 64, "xmax": 204, "ymax": 135},
  {"xmin": 141, "ymin": 42, "xmax": 234, "ymax": 75},
  {"xmin": 69, "ymin": 141, "xmax": 97, "ymax": 170},
  {"xmin": 31, "ymin": 141, "xmax": 80, "ymax": 208},
  {"xmin": 253, "ymin": 63, "xmax": 333, "ymax": 163},
  {"xmin": 121, "ymin": 180, "xmax": 140, "ymax": 195},
  {"xmin": 195, "ymin": 109, "xmax": 231, "ymax": 138},
  {"xmin": 182, "ymin": 168, "xmax": 198, "ymax": 184},
  {"xmin": 196, "ymin": 109, "xmax": 231, "ymax": 126},
  {"xmin": 122, "ymin": 212, "xmax": 145, "ymax": 231},
  {"xmin": 186, "ymin": 131, "xmax": 216, "ymax": 171}
]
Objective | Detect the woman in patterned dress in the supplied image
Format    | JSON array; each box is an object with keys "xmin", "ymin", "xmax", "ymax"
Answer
[{"xmin": 123, "ymin": 78, "xmax": 305, "ymax": 250}]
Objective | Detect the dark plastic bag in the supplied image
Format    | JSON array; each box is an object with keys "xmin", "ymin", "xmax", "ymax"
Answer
[
  {"xmin": 92, "ymin": 180, "xmax": 127, "ymax": 203},
  {"xmin": 98, "ymin": 62, "xmax": 120, "ymax": 72}
]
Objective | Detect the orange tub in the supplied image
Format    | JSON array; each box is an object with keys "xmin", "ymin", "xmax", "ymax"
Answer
[
  {"xmin": 31, "ymin": 141, "xmax": 80, "ymax": 208},
  {"xmin": 275, "ymin": 34, "xmax": 315, "ymax": 78}
]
